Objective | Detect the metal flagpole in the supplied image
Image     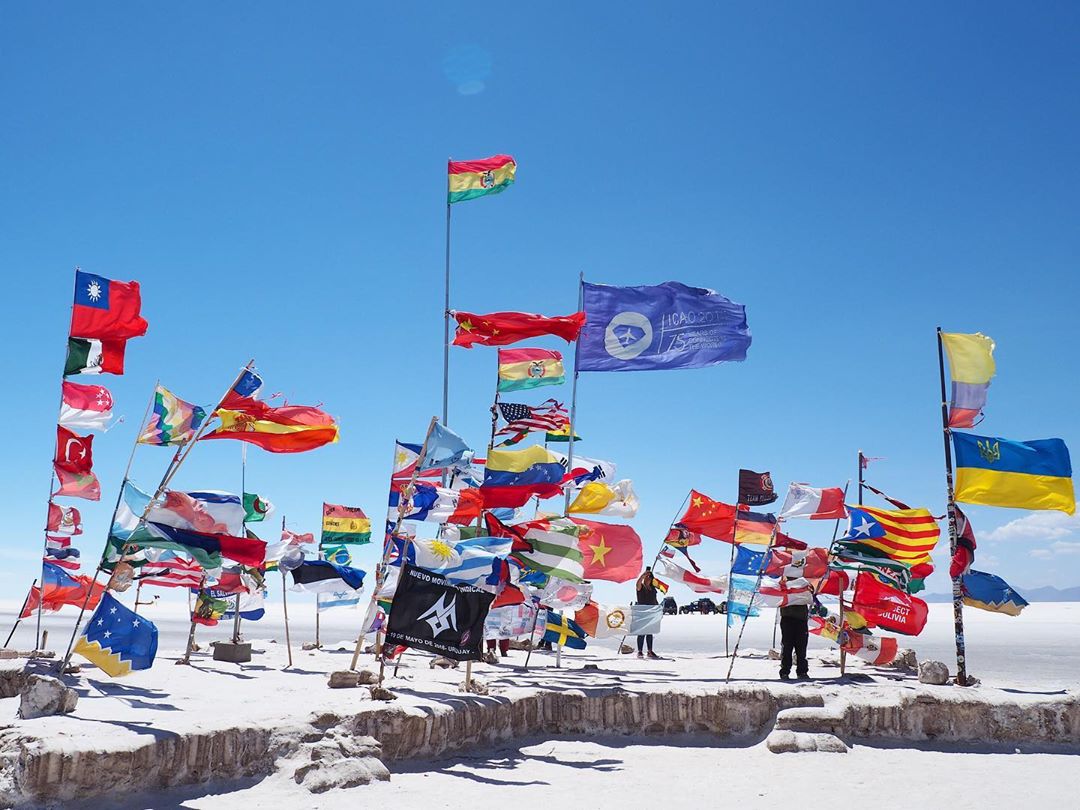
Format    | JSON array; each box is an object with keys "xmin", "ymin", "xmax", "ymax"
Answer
[
  {"xmin": 937, "ymin": 327, "xmax": 969, "ymax": 686},
  {"xmin": 725, "ymin": 522, "xmax": 780, "ymax": 681},
  {"xmin": 724, "ymin": 513, "xmax": 740, "ymax": 657},
  {"xmin": 442, "ymin": 186, "xmax": 452, "ymax": 427},
  {"xmin": 4, "ymin": 581, "xmax": 36, "ymax": 649},
  {"xmin": 562, "ymin": 273, "xmax": 584, "ymax": 516}
]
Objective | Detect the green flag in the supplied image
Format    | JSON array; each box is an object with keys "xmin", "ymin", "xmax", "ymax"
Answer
[{"xmin": 243, "ymin": 493, "xmax": 273, "ymax": 523}]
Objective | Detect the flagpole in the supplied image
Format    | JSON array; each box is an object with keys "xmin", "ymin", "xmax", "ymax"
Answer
[
  {"xmin": 725, "ymin": 522, "xmax": 779, "ymax": 681},
  {"xmin": 281, "ymin": 514, "xmax": 294, "ymax": 668},
  {"xmin": 442, "ymin": 186, "xmax": 452, "ymax": 427},
  {"xmin": 57, "ymin": 363, "xmax": 255, "ymax": 673},
  {"xmin": 833, "ymin": 480, "xmax": 852, "ymax": 677},
  {"xmin": 724, "ymin": 513, "xmax": 739, "ymax": 657},
  {"xmin": 937, "ymin": 327, "xmax": 969, "ymax": 686},
  {"xmin": 180, "ymin": 574, "xmax": 206, "ymax": 665},
  {"xmin": 562, "ymin": 272, "xmax": 584, "ymax": 516},
  {"xmin": 4, "ymin": 580, "xmax": 36, "ymax": 649},
  {"xmin": 234, "ymin": 443, "xmax": 247, "ymax": 645}
]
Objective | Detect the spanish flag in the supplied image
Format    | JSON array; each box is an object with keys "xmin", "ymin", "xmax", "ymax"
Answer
[
  {"xmin": 953, "ymin": 432, "xmax": 1075, "ymax": 515},
  {"xmin": 203, "ymin": 402, "xmax": 339, "ymax": 453},
  {"xmin": 448, "ymin": 155, "xmax": 516, "ymax": 204}
]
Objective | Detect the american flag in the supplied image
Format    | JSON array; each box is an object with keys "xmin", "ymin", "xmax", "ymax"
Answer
[
  {"xmin": 139, "ymin": 556, "xmax": 204, "ymax": 589},
  {"xmin": 495, "ymin": 400, "xmax": 568, "ymax": 439}
]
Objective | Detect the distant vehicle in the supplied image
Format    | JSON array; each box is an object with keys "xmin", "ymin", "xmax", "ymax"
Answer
[
  {"xmin": 696, "ymin": 598, "xmax": 718, "ymax": 615},
  {"xmin": 661, "ymin": 597, "xmax": 678, "ymax": 615},
  {"xmin": 679, "ymin": 602, "xmax": 698, "ymax": 615}
]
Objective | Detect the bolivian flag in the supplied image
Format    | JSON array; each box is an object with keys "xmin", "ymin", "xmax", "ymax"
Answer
[
  {"xmin": 497, "ymin": 348, "xmax": 565, "ymax": 393},
  {"xmin": 321, "ymin": 503, "xmax": 372, "ymax": 545},
  {"xmin": 448, "ymin": 155, "xmax": 516, "ymax": 204},
  {"xmin": 953, "ymin": 432, "xmax": 1074, "ymax": 515}
]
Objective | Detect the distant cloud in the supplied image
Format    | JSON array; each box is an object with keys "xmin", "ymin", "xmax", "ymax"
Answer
[
  {"xmin": 982, "ymin": 512, "xmax": 1080, "ymax": 543},
  {"xmin": 442, "ymin": 45, "xmax": 493, "ymax": 96}
]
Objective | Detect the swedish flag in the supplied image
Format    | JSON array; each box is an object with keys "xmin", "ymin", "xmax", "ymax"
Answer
[
  {"xmin": 74, "ymin": 592, "xmax": 158, "ymax": 677},
  {"xmin": 953, "ymin": 432, "xmax": 1074, "ymax": 515},
  {"xmin": 542, "ymin": 610, "xmax": 587, "ymax": 650}
]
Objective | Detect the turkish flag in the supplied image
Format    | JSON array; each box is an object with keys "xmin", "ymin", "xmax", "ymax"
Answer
[
  {"xmin": 852, "ymin": 572, "xmax": 929, "ymax": 636},
  {"xmin": 676, "ymin": 489, "xmax": 737, "ymax": 542},
  {"xmin": 55, "ymin": 426, "xmax": 94, "ymax": 475},
  {"xmin": 572, "ymin": 518, "xmax": 643, "ymax": 583}
]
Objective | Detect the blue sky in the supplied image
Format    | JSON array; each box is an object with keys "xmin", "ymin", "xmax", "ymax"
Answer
[{"xmin": 2, "ymin": 3, "xmax": 1079, "ymax": 612}]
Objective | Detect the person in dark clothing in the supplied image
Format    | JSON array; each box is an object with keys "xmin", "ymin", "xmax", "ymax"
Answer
[
  {"xmin": 486, "ymin": 637, "xmax": 510, "ymax": 657},
  {"xmin": 779, "ymin": 601, "xmax": 810, "ymax": 680},
  {"xmin": 635, "ymin": 568, "xmax": 660, "ymax": 659}
]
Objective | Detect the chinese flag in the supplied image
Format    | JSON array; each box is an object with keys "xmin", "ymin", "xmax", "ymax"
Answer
[
  {"xmin": 452, "ymin": 310, "xmax": 586, "ymax": 348},
  {"xmin": 676, "ymin": 490, "xmax": 737, "ymax": 542},
  {"xmin": 69, "ymin": 270, "xmax": 148, "ymax": 340},
  {"xmin": 572, "ymin": 518, "xmax": 643, "ymax": 583},
  {"xmin": 55, "ymin": 426, "xmax": 94, "ymax": 475}
]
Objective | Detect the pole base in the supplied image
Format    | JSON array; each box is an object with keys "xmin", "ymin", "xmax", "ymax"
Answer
[{"xmin": 212, "ymin": 641, "xmax": 252, "ymax": 663}]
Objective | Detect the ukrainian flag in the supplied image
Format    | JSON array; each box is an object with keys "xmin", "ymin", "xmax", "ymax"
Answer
[{"xmin": 953, "ymin": 432, "xmax": 1074, "ymax": 515}]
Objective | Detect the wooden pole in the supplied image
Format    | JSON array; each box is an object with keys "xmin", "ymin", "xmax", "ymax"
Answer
[
  {"xmin": 4, "ymin": 580, "xmax": 36, "ymax": 649},
  {"xmin": 724, "ymin": 513, "xmax": 740, "ymax": 657},
  {"xmin": 725, "ymin": 522, "xmax": 780, "ymax": 682},
  {"xmin": 280, "ymin": 515, "xmax": 294, "ymax": 668},
  {"xmin": 233, "ymin": 443, "xmax": 247, "ymax": 645},
  {"xmin": 841, "ymin": 455, "xmax": 867, "ymax": 677},
  {"xmin": 556, "ymin": 639, "xmax": 563, "ymax": 668},
  {"xmin": 443, "ymin": 195, "xmax": 452, "ymax": 428},
  {"xmin": 522, "ymin": 603, "xmax": 542, "ymax": 671},
  {"xmin": 937, "ymin": 327, "xmax": 969, "ymax": 686},
  {"xmin": 180, "ymin": 575, "xmax": 206, "ymax": 665}
]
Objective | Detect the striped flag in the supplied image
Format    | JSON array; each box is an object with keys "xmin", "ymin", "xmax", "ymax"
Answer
[
  {"xmin": 839, "ymin": 505, "xmax": 941, "ymax": 567},
  {"xmin": 757, "ymin": 577, "xmax": 813, "ymax": 607},
  {"xmin": 517, "ymin": 518, "xmax": 584, "ymax": 583},
  {"xmin": 495, "ymin": 400, "xmax": 568, "ymax": 442},
  {"xmin": 656, "ymin": 552, "xmax": 727, "ymax": 594},
  {"xmin": 139, "ymin": 555, "xmax": 204, "ymax": 589}
]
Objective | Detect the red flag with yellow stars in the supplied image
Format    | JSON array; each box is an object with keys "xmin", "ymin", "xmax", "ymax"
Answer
[
  {"xmin": 571, "ymin": 518, "xmax": 642, "ymax": 583},
  {"xmin": 676, "ymin": 490, "xmax": 737, "ymax": 542},
  {"xmin": 452, "ymin": 310, "xmax": 586, "ymax": 348}
]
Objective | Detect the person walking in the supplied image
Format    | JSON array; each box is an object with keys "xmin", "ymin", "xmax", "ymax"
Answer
[
  {"xmin": 779, "ymin": 599, "xmax": 810, "ymax": 680},
  {"xmin": 635, "ymin": 568, "xmax": 660, "ymax": 660}
]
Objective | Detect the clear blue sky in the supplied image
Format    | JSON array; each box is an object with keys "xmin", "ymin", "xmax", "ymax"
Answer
[{"xmin": 3, "ymin": 3, "xmax": 1079, "ymax": 613}]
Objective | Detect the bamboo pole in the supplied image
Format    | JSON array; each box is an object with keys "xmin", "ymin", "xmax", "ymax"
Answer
[
  {"xmin": 937, "ymin": 327, "xmax": 969, "ymax": 686},
  {"xmin": 4, "ymin": 580, "xmax": 36, "ymax": 649}
]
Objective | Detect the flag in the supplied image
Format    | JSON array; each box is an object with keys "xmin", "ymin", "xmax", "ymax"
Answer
[
  {"xmin": 574, "ymin": 602, "xmax": 632, "ymax": 638},
  {"xmin": 757, "ymin": 577, "xmax": 813, "ymax": 607},
  {"xmin": 243, "ymin": 493, "xmax": 273, "ymax": 523},
  {"xmin": 482, "ymin": 445, "xmax": 565, "ymax": 506},
  {"xmin": 406, "ymin": 535, "xmax": 513, "ymax": 586},
  {"xmin": 191, "ymin": 591, "xmax": 230, "ymax": 626},
  {"xmin": 222, "ymin": 586, "xmax": 267, "ymax": 621},
  {"xmin": 139, "ymin": 555, "xmax": 204, "ymax": 589},
  {"xmin": 323, "ymin": 544, "xmax": 353, "ymax": 566},
  {"xmin": 419, "ymin": 423, "xmax": 474, "ymax": 471},
  {"xmin": 839, "ymin": 505, "xmax": 940, "ymax": 567},
  {"xmin": 321, "ymin": 503, "xmax": 371, "ymax": 545},
  {"xmin": 448, "ymin": 154, "xmax": 517, "ymax": 204},
  {"xmin": 517, "ymin": 518, "xmax": 585, "ymax": 582},
  {"xmin": 203, "ymin": 402, "xmax": 339, "ymax": 453},
  {"xmin": 676, "ymin": 490, "xmax": 737, "ymax": 541},
  {"xmin": 773, "ymin": 530, "xmax": 808, "ymax": 551},
  {"xmin": 550, "ymin": 450, "xmax": 615, "ymax": 486},
  {"xmin": 655, "ymin": 554, "xmax": 728, "ymax": 594},
  {"xmin": 74, "ymin": 593, "xmax": 157, "ymax": 676},
  {"xmin": 733, "ymin": 509, "xmax": 776, "ymax": 544},
  {"xmin": 778, "ymin": 483, "xmax": 847, "ymax": 520},
  {"xmin": 726, "ymin": 574, "xmax": 762, "ymax": 621},
  {"xmin": 497, "ymin": 348, "xmax": 566, "ymax": 392},
  {"xmin": 317, "ymin": 588, "xmax": 363, "ymax": 612},
  {"xmin": 960, "ymin": 570, "xmax": 1028, "ymax": 616},
  {"xmin": 219, "ymin": 368, "xmax": 263, "ymax": 410},
  {"xmin": 55, "ymin": 425, "xmax": 94, "ymax": 475},
  {"xmin": 47, "ymin": 503, "xmax": 83, "ymax": 535},
  {"xmin": 389, "ymin": 481, "xmax": 483, "ymax": 524},
  {"xmin": 577, "ymin": 281, "xmax": 751, "ymax": 372},
  {"xmin": 569, "ymin": 479, "xmax": 639, "ymax": 518},
  {"xmin": 385, "ymin": 564, "xmax": 494, "ymax": 661},
  {"xmin": 628, "ymin": 604, "xmax": 663, "ymax": 635},
  {"xmin": 852, "ymin": 572, "xmax": 929, "ymax": 636},
  {"xmin": 809, "ymin": 610, "xmax": 898, "ymax": 666},
  {"xmin": 941, "ymin": 332, "xmax": 996, "ymax": 428},
  {"xmin": 143, "ymin": 522, "xmax": 267, "ymax": 569},
  {"xmin": 765, "ymin": 547, "xmax": 829, "ymax": 579},
  {"xmin": 452, "ymin": 309, "xmax": 585, "ymax": 348},
  {"xmin": 21, "ymin": 563, "xmax": 104, "ymax": 617},
  {"xmin": 950, "ymin": 505, "xmax": 978, "ymax": 578},
  {"xmin": 542, "ymin": 610, "xmax": 587, "ymax": 649},
  {"xmin": 540, "ymin": 579, "xmax": 594, "ymax": 611},
  {"xmin": 485, "ymin": 603, "xmax": 538, "ymax": 639},
  {"xmin": 952, "ymin": 432, "xmax": 1075, "ymax": 515},
  {"xmin": 289, "ymin": 560, "xmax": 366, "ymax": 593},
  {"xmin": 138, "ymin": 385, "xmax": 207, "ymax": 446},
  {"xmin": 53, "ymin": 467, "xmax": 101, "ymax": 501},
  {"xmin": 496, "ymin": 400, "xmax": 568, "ymax": 439},
  {"xmin": 546, "ymin": 423, "xmax": 580, "ymax": 443},
  {"xmin": 862, "ymin": 482, "xmax": 912, "ymax": 510},
  {"xmin": 42, "ymin": 546, "xmax": 80, "ymax": 571},
  {"xmin": 70, "ymin": 270, "xmax": 148, "ymax": 340},
  {"xmin": 663, "ymin": 526, "xmax": 702, "ymax": 548},
  {"xmin": 738, "ymin": 469, "xmax": 777, "ymax": 506},
  {"xmin": 59, "ymin": 381, "xmax": 113, "ymax": 430},
  {"xmin": 64, "ymin": 337, "xmax": 126, "ymax": 376},
  {"xmin": 151, "ymin": 490, "xmax": 246, "ymax": 536},
  {"xmin": 731, "ymin": 544, "xmax": 768, "ymax": 576},
  {"xmin": 573, "ymin": 518, "xmax": 643, "ymax": 583}
]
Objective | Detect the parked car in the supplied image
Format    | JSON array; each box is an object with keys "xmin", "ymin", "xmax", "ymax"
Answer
[
  {"xmin": 696, "ymin": 598, "xmax": 718, "ymax": 615},
  {"xmin": 679, "ymin": 602, "xmax": 698, "ymax": 615},
  {"xmin": 661, "ymin": 597, "xmax": 678, "ymax": 615}
]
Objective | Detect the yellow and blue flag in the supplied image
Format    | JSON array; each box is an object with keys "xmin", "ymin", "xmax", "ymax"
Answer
[
  {"xmin": 542, "ymin": 610, "xmax": 587, "ymax": 649},
  {"xmin": 73, "ymin": 592, "xmax": 158, "ymax": 677},
  {"xmin": 953, "ymin": 432, "xmax": 1075, "ymax": 515},
  {"xmin": 961, "ymin": 570, "xmax": 1028, "ymax": 616}
]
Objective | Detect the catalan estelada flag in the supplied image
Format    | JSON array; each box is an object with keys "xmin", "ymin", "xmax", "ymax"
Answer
[
  {"xmin": 839, "ymin": 505, "xmax": 941, "ymax": 567},
  {"xmin": 321, "ymin": 503, "xmax": 371, "ymax": 545},
  {"xmin": 953, "ymin": 432, "xmax": 1075, "ymax": 515},
  {"xmin": 497, "ymin": 348, "xmax": 565, "ymax": 393},
  {"xmin": 448, "ymin": 155, "xmax": 516, "ymax": 204}
]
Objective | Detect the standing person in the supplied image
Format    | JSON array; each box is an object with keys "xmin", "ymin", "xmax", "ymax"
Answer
[
  {"xmin": 635, "ymin": 568, "xmax": 660, "ymax": 660},
  {"xmin": 486, "ymin": 637, "xmax": 510, "ymax": 658},
  {"xmin": 779, "ymin": 598, "xmax": 810, "ymax": 680}
]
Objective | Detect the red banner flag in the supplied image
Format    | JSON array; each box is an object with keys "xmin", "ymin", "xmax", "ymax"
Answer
[
  {"xmin": 852, "ymin": 571, "xmax": 929, "ymax": 636},
  {"xmin": 572, "ymin": 518, "xmax": 643, "ymax": 583},
  {"xmin": 452, "ymin": 310, "xmax": 586, "ymax": 348},
  {"xmin": 676, "ymin": 490, "xmax": 737, "ymax": 542}
]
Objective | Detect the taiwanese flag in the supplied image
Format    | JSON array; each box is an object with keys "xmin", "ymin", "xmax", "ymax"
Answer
[
  {"xmin": 55, "ymin": 426, "xmax": 94, "ymax": 475},
  {"xmin": 69, "ymin": 270, "xmax": 148, "ymax": 340},
  {"xmin": 676, "ymin": 490, "xmax": 737, "ymax": 542},
  {"xmin": 852, "ymin": 571, "xmax": 929, "ymax": 636},
  {"xmin": 572, "ymin": 518, "xmax": 643, "ymax": 583},
  {"xmin": 452, "ymin": 310, "xmax": 586, "ymax": 348}
]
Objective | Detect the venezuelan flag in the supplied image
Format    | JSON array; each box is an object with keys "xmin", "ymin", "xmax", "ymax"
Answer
[
  {"xmin": 448, "ymin": 155, "xmax": 516, "ymax": 204},
  {"xmin": 497, "ymin": 348, "xmax": 565, "ymax": 393},
  {"xmin": 483, "ymin": 445, "xmax": 564, "ymax": 488},
  {"xmin": 953, "ymin": 432, "xmax": 1075, "ymax": 515}
]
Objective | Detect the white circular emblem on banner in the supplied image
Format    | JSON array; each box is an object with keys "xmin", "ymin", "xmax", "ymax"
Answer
[{"xmin": 604, "ymin": 312, "xmax": 653, "ymax": 359}]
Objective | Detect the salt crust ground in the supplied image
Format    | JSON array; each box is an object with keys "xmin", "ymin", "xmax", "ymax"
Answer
[{"xmin": 3, "ymin": 606, "xmax": 1078, "ymax": 807}]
